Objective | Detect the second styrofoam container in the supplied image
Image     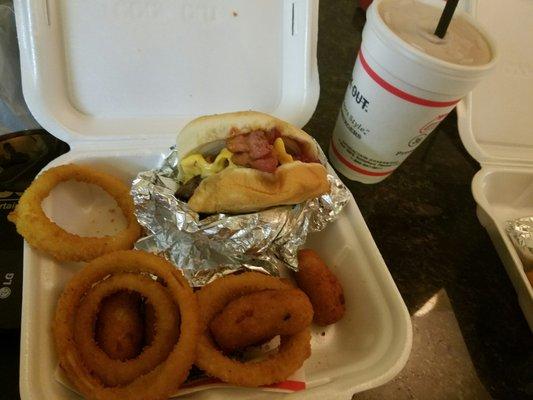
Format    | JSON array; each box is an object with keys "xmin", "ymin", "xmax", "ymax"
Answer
[{"xmin": 457, "ymin": 0, "xmax": 533, "ymax": 330}]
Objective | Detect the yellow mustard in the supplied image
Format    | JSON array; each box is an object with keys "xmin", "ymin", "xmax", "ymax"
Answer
[
  {"xmin": 180, "ymin": 139, "xmax": 294, "ymax": 182},
  {"xmin": 180, "ymin": 148, "xmax": 235, "ymax": 182},
  {"xmin": 273, "ymin": 138, "xmax": 293, "ymax": 164}
]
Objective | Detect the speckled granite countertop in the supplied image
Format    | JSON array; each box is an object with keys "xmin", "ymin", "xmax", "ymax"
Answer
[{"xmin": 303, "ymin": 2, "xmax": 532, "ymax": 399}]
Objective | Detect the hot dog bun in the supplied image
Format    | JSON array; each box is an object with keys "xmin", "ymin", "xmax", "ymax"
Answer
[
  {"xmin": 177, "ymin": 111, "xmax": 330, "ymax": 214},
  {"xmin": 188, "ymin": 161, "xmax": 329, "ymax": 214},
  {"xmin": 176, "ymin": 111, "xmax": 319, "ymax": 159}
]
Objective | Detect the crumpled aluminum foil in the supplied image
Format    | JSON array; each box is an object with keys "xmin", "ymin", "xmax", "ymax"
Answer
[
  {"xmin": 506, "ymin": 217, "xmax": 533, "ymax": 267},
  {"xmin": 131, "ymin": 145, "xmax": 350, "ymax": 287}
]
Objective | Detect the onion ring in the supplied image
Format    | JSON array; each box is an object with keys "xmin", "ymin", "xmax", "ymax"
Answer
[
  {"xmin": 8, "ymin": 164, "xmax": 141, "ymax": 262},
  {"xmin": 195, "ymin": 272, "xmax": 311, "ymax": 387},
  {"xmin": 74, "ymin": 273, "xmax": 179, "ymax": 387},
  {"xmin": 54, "ymin": 250, "xmax": 199, "ymax": 400},
  {"xmin": 144, "ymin": 302, "xmax": 159, "ymax": 346}
]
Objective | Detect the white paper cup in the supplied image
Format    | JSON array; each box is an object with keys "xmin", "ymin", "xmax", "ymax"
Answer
[{"xmin": 329, "ymin": 0, "xmax": 498, "ymax": 183}]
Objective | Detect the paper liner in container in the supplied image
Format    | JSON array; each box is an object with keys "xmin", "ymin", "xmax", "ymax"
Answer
[
  {"xmin": 55, "ymin": 365, "xmax": 306, "ymax": 397},
  {"xmin": 54, "ymin": 336, "xmax": 307, "ymax": 396},
  {"xmin": 131, "ymin": 144, "xmax": 350, "ymax": 287}
]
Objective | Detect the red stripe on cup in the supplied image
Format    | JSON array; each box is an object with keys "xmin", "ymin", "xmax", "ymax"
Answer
[
  {"xmin": 359, "ymin": 51, "xmax": 460, "ymax": 108},
  {"xmin": 331, "ymin": 142, "xmax": 394, "ymax": 176}
]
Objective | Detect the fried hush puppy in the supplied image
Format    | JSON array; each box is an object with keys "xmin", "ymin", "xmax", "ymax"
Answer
[
  {"xmin": 95, "ymin": 291, "xmax": 144, "ymax": 360},
  {"xmin": 296, "ymin": 249, "xmax": 345, "ymax": 326},
  {"xmin": 210, "ymin": 288, "xmax": 313, "ymax": 353}
]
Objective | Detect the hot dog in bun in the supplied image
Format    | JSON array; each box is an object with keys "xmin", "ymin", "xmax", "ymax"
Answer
[{"xmin": 175, "ymin": 111, "xmax": 330, "ymax": 214}]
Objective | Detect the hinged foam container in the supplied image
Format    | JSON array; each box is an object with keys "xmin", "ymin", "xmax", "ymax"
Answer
[
  {"xmin": 457, "ymin": 0, "xmax": 533, "ymax": 330},
  {"xmin": 14, "ymin": 0, "xmax": 412, "ymax": 398}
]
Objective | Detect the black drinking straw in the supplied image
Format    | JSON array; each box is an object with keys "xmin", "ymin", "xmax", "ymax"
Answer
[{"xmin": 434, "ymin": 0, "xmax": 460, "ymax": 38}]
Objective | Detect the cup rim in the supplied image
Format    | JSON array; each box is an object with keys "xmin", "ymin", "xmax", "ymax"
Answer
[{"xmin": 368, "ymin": 0, "xmax": 499, "ymax": 76}]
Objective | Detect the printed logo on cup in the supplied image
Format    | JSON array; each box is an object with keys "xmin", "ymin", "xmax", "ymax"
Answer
[
  {"xmin": 408, "ymin": 134, "xmax": 427, "ymax": 148},
  {"xmin": 330, "ymin": 51, "xmax": 458, "ymax": 181},
  {"xmin": 419, "ymin": 113, "xmax": 449, "ymax": 135}
]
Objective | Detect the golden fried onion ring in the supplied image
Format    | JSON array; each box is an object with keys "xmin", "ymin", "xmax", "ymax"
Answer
[
  {"xmin": 74, "ymin": 273, "xmax": 179, "ymax": 387},
  {"xmin": 54, "ymin": 250, "xmax": 199, "ymax": 400},
  {"xmin": 8, "ymin": 164, "xmax": 141, "ymax": 262},
  {"xmin": 195, "ymin": 272, "xmax": 311, "ymax": 387}
]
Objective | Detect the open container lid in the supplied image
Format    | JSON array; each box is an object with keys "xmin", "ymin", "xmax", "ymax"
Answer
[
  {"xmin": 14, "ymin": 0, "xmax": 319, "ymax": 145},
  {"xmin": 457, "ymin": 0, "xmax": 533, "ymax": 166}
]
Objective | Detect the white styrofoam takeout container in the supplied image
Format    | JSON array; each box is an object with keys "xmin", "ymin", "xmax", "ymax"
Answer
[
  {"xmin": 457, "ymin": 0, "xmax": 533, "ymax": 331},
  {"xmin": 14, "ymin": 0, "xmax": 412, "ymax": 399}
]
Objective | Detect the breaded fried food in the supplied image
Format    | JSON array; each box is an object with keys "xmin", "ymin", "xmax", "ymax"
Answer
[
  {"xmin": 196, "ymin": 272, "xmax": 311, "ymax": 387},
  {"xmin": 143, "ymin": 302, "xmax": 156, "ymax": 346},
  {"xmin": 296, "ymin": 249, "xmax": 345, "ymax": 326},
  {"xmin": 8, "ymin": 164, "xmax": 141, "ymax": 262},
  {"xmin": 95, "ymin": 291, "xmax": 144, "ymax": 360},
  {"xmin": 143, "ymin": 301, "xmax": 181, "ymax": 347},
  {"xmin": 210, "ymin": 288, "xmax": 313, "ymax": 353},
  {"xmin": 54, "ymin": 250, "xmax": 199, "ymax": 399}
]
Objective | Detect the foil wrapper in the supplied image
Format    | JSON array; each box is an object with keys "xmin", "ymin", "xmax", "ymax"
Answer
[
  {"xmin": 131, "ymin": 145, "xmax": 350, "ymax": 287},
  {"xmin": 506, "ymin": 217, "xmax": 533, "ymax": 267}
]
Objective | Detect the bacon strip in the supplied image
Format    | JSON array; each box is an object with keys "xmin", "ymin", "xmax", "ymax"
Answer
[{"xmin": 227, "ymin": 128, "xmax": 315, "ymax": 173}]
